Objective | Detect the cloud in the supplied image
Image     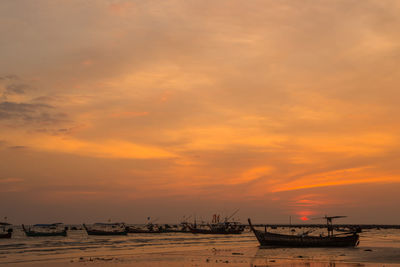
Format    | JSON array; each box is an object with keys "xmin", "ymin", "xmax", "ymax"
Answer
[
  {"xmin": 0, "ymin": 178, "xmax": 24, "ymax": 183},
  {"xmin": 0, "ymin": 101, "xmax": 66, "ymax": 125},
  {"xmin": 1, "ymin": 0, "xmax": 400, "ymax": 223},
  {"xmin": 5, "ymin": 134, "xmax": 176, "ymax": 159},
  {"xmin": 5, "ymin": 83, "xmax": 30, "ymax": 95},
  {"xmin": 110, "ymin": 111, "xmax": 149, "ymax": 118},
  {"xmin": 0, "ymin": 177, "xmax": 25, "ymax": 193},
  {"xmin": 8, "ymin": 145, "xmax": 27, "ymax": 149},
  {"xmin": 0, "ymin": 75, "xmax": 32, "ymax": 101},
  {"xmin": 0, "ymin": 75, "xmax": 19, "ymax": 81}
]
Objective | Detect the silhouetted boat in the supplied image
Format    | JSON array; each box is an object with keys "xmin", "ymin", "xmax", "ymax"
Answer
[
  {"xmin": 0, "ymin": 222, "xmax": 12, "ymax": 238},
  {"xmin": 126, "ymin": 222, "xmax": 191, "ymax": 233},
  {"xmin": 22, "ymin": 223, "xmax": 67, "ymax": 237},
  {"xmin": 0, "ymin": 230, "xmax": 12, "ymax": 238},
  {"xmin": 189, "ymin": 222, "xmax": 245, "ymax": 234},
  {"xmin": 189, "ymin": 210, "xmax": 245, "ymax": 234},
  {"xmin": 248, "ymin": 216, "xmax": 360, "ymax": 247},
  {"xmin": 83, "ymin": 223, "xmax": 127, "ymax": 235},
  {"xmin": 125, "ymin": 224, "xmax": 158, "ymax": 233}
]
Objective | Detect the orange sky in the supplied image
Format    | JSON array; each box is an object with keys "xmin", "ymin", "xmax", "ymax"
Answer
[{"xmin": 0, "ymin": 0, "xmax": 400, "ymax": 224}]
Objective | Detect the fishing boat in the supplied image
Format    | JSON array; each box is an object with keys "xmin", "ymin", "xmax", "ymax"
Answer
[
  {"xmin": 248, "ymin": 216, "xmax": 360, "ymax": 247},
  {"xmin": 125, "ymin": 223, "xmax": 176, "ymax": 233},
  {"xmin": 189, "ymin": 210, "xmax": 245, "ymax": 234},
  {"xmin": 83, "ymin": 223, "xmax": 127, "ymax": 235},
  {"xmin": 22, "ymin": 223, "xmax": 67, "ymax": 237},
  {"xmin": 0, "ymin": 222, "xmax": 12, "ymax": 238},
  {"xmin": 189, "ymin": 222, "xmax": 245, "ymax": 234},
  {"xmin": 125, "ymin": 217, "xmax": 162, "ymax": 233},
  {"xmin": 126, "ymin": 216, "xmax": 189, "ymax": 234},
  {"xmin": 125, "ymin": 223, "xmax": 159, "ymax": 233}
]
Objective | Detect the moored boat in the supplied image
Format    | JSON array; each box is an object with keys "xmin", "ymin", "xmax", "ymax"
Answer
[
  {"xmin": 125, "ymin": 224, "xmax": 158, "ymax": 233},
  {"xmin": 248, "ymin": 217, "xmax": 360, "ymax": 247},
  {"xmin": 126, "ymin": 223, "xmax": 190, "ymax": 233},
  {"xmin": 83, "ymin": 223, "xmax": 127, "ymax": 235},
  {"xmin": 0, "ymin": 222, "xmax": 12, "ymax": 239},
  {"xmin": 189, "ymin": 210, "xmax": 245, "ymax": 234},
  {"xmin": 22, "ymin": 223, "xmax": 67, "ymax": 237},
  {"xmin": 189, "ymin": 222, "xmax": 245, "ymax": 234},
  {"xmin": 0, "ymin": 229, "xmax": 12, "ymax": 239}
]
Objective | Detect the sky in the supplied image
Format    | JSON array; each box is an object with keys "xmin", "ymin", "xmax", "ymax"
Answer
[{"xmin": 0, "ymin": 0, "xmax": 400, "ymax": 224}]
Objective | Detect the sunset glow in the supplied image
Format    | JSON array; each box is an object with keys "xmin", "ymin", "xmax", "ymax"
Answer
[{"xmin": 1, "ymin": 0, "xmax": 400, "ymax": 224}]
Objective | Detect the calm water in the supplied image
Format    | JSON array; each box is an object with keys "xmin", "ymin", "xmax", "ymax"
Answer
[{"xmin": 1, "ymin": 227, "xmax": 400, "ymax": 265}]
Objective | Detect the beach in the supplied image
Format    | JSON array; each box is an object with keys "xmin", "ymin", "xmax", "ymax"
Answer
[{"xmin": 1, "ymin": 228, "xmax": 400, "ymax": 266}]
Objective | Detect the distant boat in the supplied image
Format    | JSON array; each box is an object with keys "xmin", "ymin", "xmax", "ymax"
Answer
[
  {"xmin": 125, "ymin": 223, "xmax": 167, "ymax": 233},
  {"xmin": 126, "ymin": 223, "xmax": 190, "ymax": 233},
  {"xmin": 189, "ymin": 210, "xmax": 245, "ymax": 235},
  {"xmin": 126, "ymin": 216, "xmax": 190, "ymax": 234},
  {"xmin": 248, "ymin": 216, "xmax": 360, "ymax": 247},
  {"xmin": 83, "ymin": 223, "xmax": 127, "ymax": 235},
  {"xmin": 189, "ymin": 222, "xmax": 245, "ymax": 234},
  {"xmin": 0, "ymin": 222, "xmax": 12, "ymax": 238},
  {"xmin": 22, "ymin": 223, "xmax": 67, "ymax": 237}
]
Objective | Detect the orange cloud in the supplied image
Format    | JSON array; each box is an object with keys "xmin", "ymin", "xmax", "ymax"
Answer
[
  {"xmin": 229, "ymin": 166, "xmax": 274, "ymax": 184},
  {"xmin": 295, "ymin": 132, "xmax": 397, "ymax": 156},
  {"xmin": 273, "ymin": 177, "xmax": 400, "ymax": 193},
  {"xmin": 110, "ymin": 111, "xmax": 149, "ymax": 118},
  {"xmin": 4, "ymin": 133, "xmax": 175, "ymax": 159},
  {"xmin": 108, "ymin": 2, "xmax": 135, "ymax": 16},
  {"xmin": 0, "ymin": 178, "xmax": 24, "ymax": 183},
  {"xmin": 81, "ymin": 59, "xmax": 93, "ymax": 66}
]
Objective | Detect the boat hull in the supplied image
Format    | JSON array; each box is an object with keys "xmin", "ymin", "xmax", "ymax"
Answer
[
  {"xmin": 253, "ymin": 231, "xmax": 359, "ymax": 247},
  {"xmin": 86, "ymin": 230, "xmax": 127, "ymax": 235},
  {"xmin": 189, "ymin": 224, "xmax": 245, "ymax": 235},
  {"xmin": 248, "ymin": 219, "xmax": 359, "ymax": 248},
  {"xmin": 0, "ymin": 232, "xmax": 12, "ymax": 238},
  {"xmin": 83, "ymin": 224, "xmax": 127, "ymax": 235},
  {"xmin": 24, "ymin": 231, "xmax": 67, "ymax": 237},
  {"xmin": 190, "ymin": 228, "xmax": 243, "ymax": 234},
  {"xmin": 126, "ymin": 227, "xmax": 188, "ymax": 233},
  {"xmin": 22, "ymin": 225, "xmax": 67, "ymax": 237}
]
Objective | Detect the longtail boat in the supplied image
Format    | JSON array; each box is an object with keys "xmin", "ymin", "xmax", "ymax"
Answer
[
  {"xmin": 0, "ymin": 222, "xmax": 12, "ymax": 238},
  {"xmin": 248, "ymin": 216, "xmax": 360, "ymax": 247},
  {"xmin": 22, "ymin": 223, "xmax": 67, "ymax": 237},
  {"xmin": 83, "ymin": 223, "xmax": 127, "ymax": 235}
]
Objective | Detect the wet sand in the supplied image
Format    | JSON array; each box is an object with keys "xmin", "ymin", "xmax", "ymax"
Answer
[
  {"xmin": 5, "ymin": 245, "xmax": 400, "ymax": 267},
  {"xmin": 80, "ymin": 246, "xmax": 400, "ymax": 267},
  {"xmin": 2, "ymin": 228, "xmax": 400, "ymax": 266}
]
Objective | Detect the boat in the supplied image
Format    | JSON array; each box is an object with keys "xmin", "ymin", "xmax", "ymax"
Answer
[
  {"xmin": 189, "ymin": 222, "xmax": 245, "ymax": 234},
  {"xmin": 125, "ymin": 223, "xmax": 177, "ymax": 233},
  {"xmin": 189, "ymin": 210, "xmax": 245, "ymax": 234},
  {"xmin": 248, "ymin": 216, "xmax": 360, "ymax": 247},
  {"xmin": 126, "ymin": 216, "xmax": 190, "ymax": 234},
  {"xmin": 83, "ymin": 223, "xmax": 127, "ymax": 235},
  {"xmin": 22, "ymin": 223, "xmax": 67, "ymax": 237},
  {"xmin": 0, "ymin": 222, "xmax": 12, "ymax": 238},
  {"xmin": 125, "ymin": 223, "xmax": 160, "ymax": 233}
]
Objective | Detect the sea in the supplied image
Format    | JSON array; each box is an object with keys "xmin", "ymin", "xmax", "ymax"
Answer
[{"xmin": 1, "ymin": 226, "xmax": 400, "ymax": 266}]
